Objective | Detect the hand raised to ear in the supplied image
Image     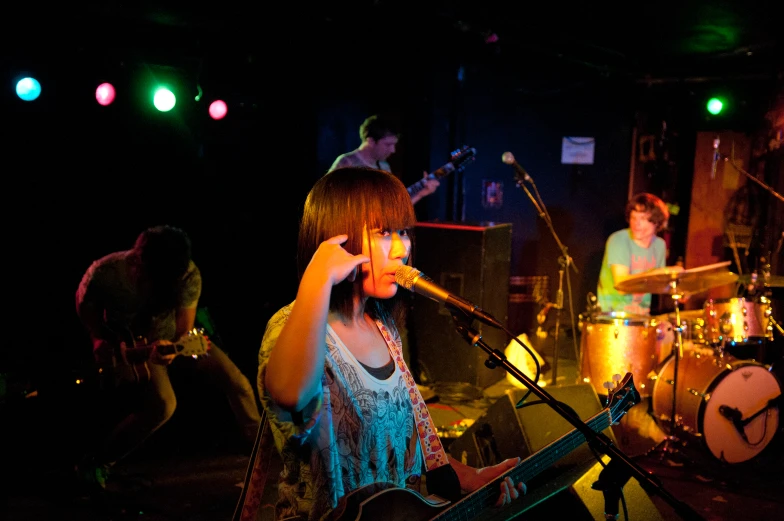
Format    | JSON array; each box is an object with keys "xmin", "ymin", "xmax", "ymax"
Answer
[{"xmin": 306, "ymin": 235, "xmax": 369, "ymax": 287}]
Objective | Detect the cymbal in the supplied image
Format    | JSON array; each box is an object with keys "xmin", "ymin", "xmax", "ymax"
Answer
[
  {"xmin": 738, "ymin": 274, "xmax": 784, "ymax": 287},
  {"xmin": 615, "ymin": 261, "xmax": 738, "ymax": 295}
]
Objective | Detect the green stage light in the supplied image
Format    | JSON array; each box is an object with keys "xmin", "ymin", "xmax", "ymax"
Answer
[
  {"xmin": 707, "ymin": 97, "xmax": 724, "ymax": 115},
  {"xmin": 153, "ymin": 87, "xmax": 176, "ymax": 112}
]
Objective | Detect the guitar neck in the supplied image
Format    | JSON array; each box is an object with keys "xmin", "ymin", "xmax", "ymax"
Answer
[
  {"xmin": 406, "ymin": 146, "xmax": 476, "ymax": 198},
  {"xmin": 407, "ymin": 164, "xmax": 456, "ymax": 197},
  {"xmin": 433, "ymin": 409, "xmax": 613, "ymax": 521},
  {"xmin": 123, "ymin": 342, "xmax": 180, "ymax": 364}
]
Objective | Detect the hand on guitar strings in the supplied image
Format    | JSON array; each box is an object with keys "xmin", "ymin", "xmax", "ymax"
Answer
[
  {"xmin": 418, "ymin": 170, "xmax": 440, "ymax": 197},
  {"xmin": 449, "ymin": 456, "xmax": 527, "ymax": 507},
  {"xmin": 150, "ymin": 340, "xmax": 177, "ymax": 366}
]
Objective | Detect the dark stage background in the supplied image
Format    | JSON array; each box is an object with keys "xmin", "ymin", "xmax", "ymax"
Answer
[{"xmin": 2, "ymin": 5, "xmax": 782, "ymax": 405}]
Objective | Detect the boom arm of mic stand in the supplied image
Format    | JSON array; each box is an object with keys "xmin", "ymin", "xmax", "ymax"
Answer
[
  {"xmin": 450, "ymin": 316, "xmax": 707, "ymax": 521},
  {"xmin": 513, "ymin": 175, "xmax": 546, "ymax": 218},
  {"xmin": 513, "ymin": 176, "xmax": 579, "ymax": 274},
  {"xmin": 722, "ymin": 152, "xmax": 784, "ymax": 203}
]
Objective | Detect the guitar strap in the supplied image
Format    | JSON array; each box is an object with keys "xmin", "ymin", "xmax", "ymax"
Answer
[
  {"xmin": 234, "ymin": 319, "xmax": 452, "ymax": 521},
  {"xmin": 232, "ymin": 410, "xmax": 273, "ymax": 521},
  {"xmin": 376, "ymin": 320, "xmax": 450, "ymax": 471}
]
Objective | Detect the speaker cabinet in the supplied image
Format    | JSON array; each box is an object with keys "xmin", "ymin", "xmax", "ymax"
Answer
[
  {"xmin": 409, "ymin": 222, "xmax": 512, "ymax": 389},
  {"xmin": 479, "ymin": 455, "xmax": 665, "ymax": 521},
  {"xmin": 448, "ymin": 384, "xmax": 616, "ymax": 473}
]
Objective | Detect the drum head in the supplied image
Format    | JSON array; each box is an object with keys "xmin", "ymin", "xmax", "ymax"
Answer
[
  {"xmin": 590, "ymin": 311, "xmax": 651, "ymax": 326},
  {"xmin": 702, "ymin": 362, "xmax": 781, "ymax": 464}
]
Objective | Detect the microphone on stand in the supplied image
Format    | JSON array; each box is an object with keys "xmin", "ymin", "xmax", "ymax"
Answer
[
  {"xmin": 711, "ymin": 137, "xmax": 720, "ymax": 180},
  {"xmin": 501, "ymin": 152, "xmax": 532, "ymax": 182},
  {"xmin": 719, "ymin": 404, "xmax": 748, "ymax": 443},
  {"xmin": 395, "ymin": 266, "xmax": 505, "ymax": 330}
]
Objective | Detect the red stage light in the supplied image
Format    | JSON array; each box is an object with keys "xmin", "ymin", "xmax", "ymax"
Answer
[
  {"xmin": 96, "ymin": 83, "xmax": 116, "ymax": 106},
  {"xmin": 209, "ymin": 100, "xmax": 227, "ymax": 120}
]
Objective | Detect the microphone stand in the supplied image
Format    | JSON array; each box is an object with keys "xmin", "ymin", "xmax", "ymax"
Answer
[
  {"xmin": 513, "ymin": 172, "xmax": 579, "ymax": 385},
  {"xmin": 448, "ymin": 308, "xmax": 706, "ymax": 521},
  {"xmin": 720, "ymin": 144, "xmax": 783, "ymax": 276}
]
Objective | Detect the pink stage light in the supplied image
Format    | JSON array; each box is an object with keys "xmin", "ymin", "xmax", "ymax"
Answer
[
  {"xmin": 95, "ymin": 83, "xmax": 116, "ymax": 106},
  {"xmin": 209, "ymin": 100, "xmax": 228, "ymax": 120}
]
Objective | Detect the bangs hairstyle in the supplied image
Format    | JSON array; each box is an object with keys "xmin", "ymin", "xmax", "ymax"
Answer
[
  {"xmin": 297, "ymin": 167, "xmax": 416, "ymax": 319},
  {"xmin": 625, "ymin": 192, "xmax": 670, "ymax": 232}
]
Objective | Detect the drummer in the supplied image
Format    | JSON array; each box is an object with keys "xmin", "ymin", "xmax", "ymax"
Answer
[
  {"xmin": 596, "ymin": 192, "xmax": 681, "ymax": 316},
  {"xmin": 594, "ymin": 193, "xmax": 678, "ymax": 448}
]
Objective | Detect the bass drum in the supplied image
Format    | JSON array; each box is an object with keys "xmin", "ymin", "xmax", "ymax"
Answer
[{"xmin": 652, "ymin": 352, "xmax": 781, "ymax": 464}]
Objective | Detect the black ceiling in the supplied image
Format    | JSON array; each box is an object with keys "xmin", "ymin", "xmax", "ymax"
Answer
[{"xmin": 8, "ymin": 1, "xmax": 784, "ymax": 85}]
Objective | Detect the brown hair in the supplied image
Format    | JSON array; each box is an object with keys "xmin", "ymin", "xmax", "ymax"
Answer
[
  {"xmin": 359, "ymin": 114, "xmax": 400, "ymax": 142},
  {"xmin": 625, "ymin": 193, "xmax": 670, "ymax": 232},
  {"xmin": 297, "ymin": 167, "xmax": 416, "ymax": 320}
]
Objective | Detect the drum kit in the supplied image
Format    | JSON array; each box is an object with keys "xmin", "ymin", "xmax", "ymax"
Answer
[{"xmin": 579, "ymin": 260, "xmax": 783, "ymax": 464}]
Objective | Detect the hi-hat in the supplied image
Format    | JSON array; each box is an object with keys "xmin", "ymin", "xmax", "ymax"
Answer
[{"xmin": 615, "ymin": 261, "xmax": 738, "ymax": 295}]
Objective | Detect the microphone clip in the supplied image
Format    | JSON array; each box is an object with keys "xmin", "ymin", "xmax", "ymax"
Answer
[{"xmin": 719, "ymin": 404, "xmax": 748, "ymax": 443}]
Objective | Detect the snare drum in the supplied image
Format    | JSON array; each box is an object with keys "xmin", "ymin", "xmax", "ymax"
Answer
[
  {"xmin": 651, "ymin": 352, "xmax": 781, "ymax": 464},
  {"xmin": 579, "ymin": 312, "xmax": 659, "ymax": 397}
]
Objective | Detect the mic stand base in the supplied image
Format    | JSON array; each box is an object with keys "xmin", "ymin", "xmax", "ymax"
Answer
[{"xmin": 648, "ymin": 433, "xmax": 692, "ymax": 465}]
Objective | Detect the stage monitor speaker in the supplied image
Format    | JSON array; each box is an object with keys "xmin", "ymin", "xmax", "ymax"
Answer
[
  {"xmin": 477, "ymin": 455, "xmax": 665, "ymax": 521},
  {"xmin": 448, "ymin": 384, "xmax": 617, "ymax": 478},
  {"xmin": 409, "ymin": 222, "xmax": 512, "ymax": 389}
]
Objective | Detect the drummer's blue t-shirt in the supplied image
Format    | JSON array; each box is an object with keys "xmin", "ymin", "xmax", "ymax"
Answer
[{"xmin": 597, "ymin": 229, "xmax": 666, "ymax": 315}]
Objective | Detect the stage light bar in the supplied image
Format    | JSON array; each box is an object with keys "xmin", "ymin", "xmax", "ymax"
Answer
[{"xmin": 10, "ymin": 73, "xmax": 237, "ymax": 119}]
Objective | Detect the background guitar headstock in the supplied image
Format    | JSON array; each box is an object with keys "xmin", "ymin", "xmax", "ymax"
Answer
[
  {"xmin": 446, "ymin": 145, "xmax": 477, "ymax": 176},
  {"xmin": 174, "ymin": 328, "xmax": 211, "ymax": 357}
]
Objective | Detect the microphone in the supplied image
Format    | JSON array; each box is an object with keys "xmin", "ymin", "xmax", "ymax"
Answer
[
  {"xmin": 711, "ymin": 137, "xmax": 720, "ymax": 180},
  {"xmin": 719, "ymin": 404, "xmax": 748, "ymax": 443},
  {"xmin": 501, "ymin": 151, "xmax": 531, "ymax": 182},
  {"xmin": 395, "ymin": 266, "xmax": 505, "ymax": 329}
]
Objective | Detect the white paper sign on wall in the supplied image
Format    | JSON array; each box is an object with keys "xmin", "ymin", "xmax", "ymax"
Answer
[{"xmin": 561, "ymin": 137, "xmax": 595, "ymax": 165}]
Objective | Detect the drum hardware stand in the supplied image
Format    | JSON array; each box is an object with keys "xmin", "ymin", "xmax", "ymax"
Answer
[
  {"xmin": 769, "ymin": 316, "xmax": 784, "ymax": 337},
  {"xmin": 651, "ymin": 280, "xmax": 689, "ymax": 460},
  {"xmin": 511, "ymin": 164, "xmax": 580, "ymax": 386}
]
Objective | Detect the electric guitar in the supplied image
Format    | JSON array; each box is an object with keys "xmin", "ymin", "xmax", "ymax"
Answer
[
  {"xmin": 407, "ymin": 146, "xmax": 477, "ymax": 198},
  {"xmin": 323, "ymin": 373, "xmax": 640, "ymax": 521},
  {"xmin": 105, "ymin": 328, "xmax": 211, "ymax": 386}
]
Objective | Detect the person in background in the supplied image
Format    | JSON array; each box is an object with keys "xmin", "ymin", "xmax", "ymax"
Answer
[
  {"xmin": 596, "ymin": 192, "xmax": 681, "ymax": 316},
  {"xmin": 328, "ymin": 114, "xmax": 440, "ymax": 205},
  {"xmin": 75, "ymin": 225, "xmax": 261, "ymax": 493}
]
